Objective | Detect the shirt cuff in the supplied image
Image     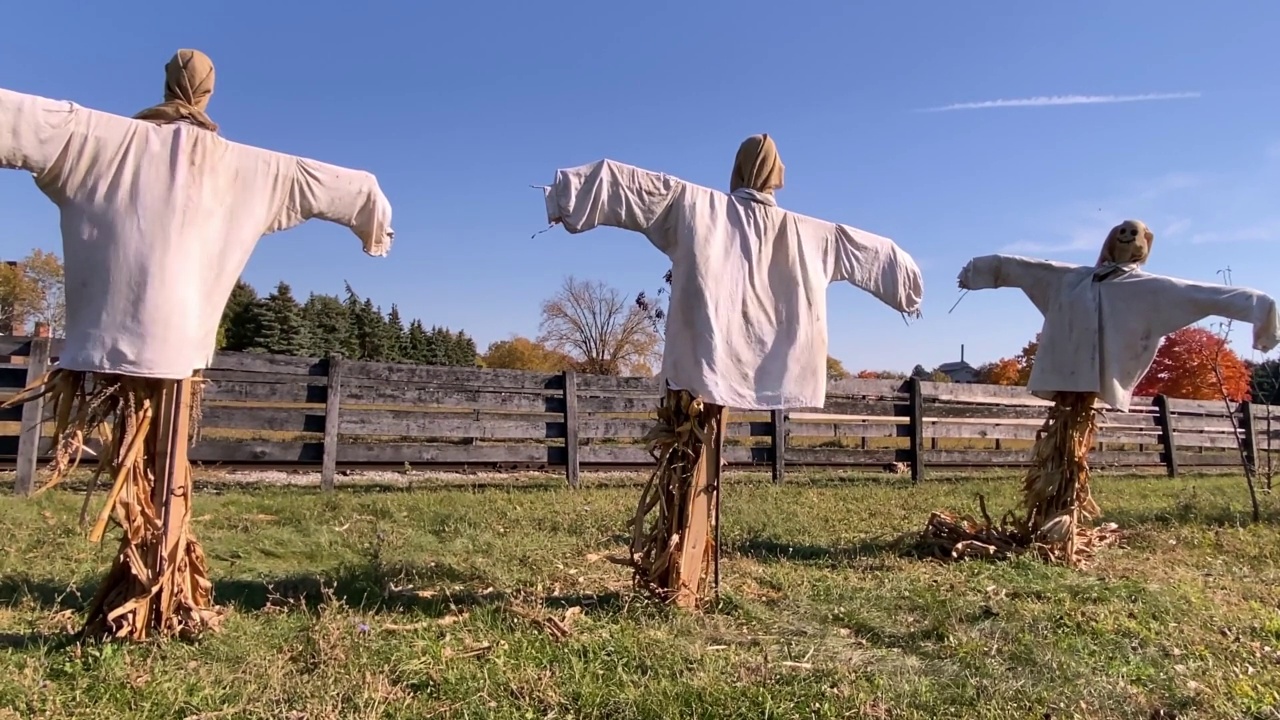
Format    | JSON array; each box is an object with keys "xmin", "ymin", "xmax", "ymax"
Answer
[{"xmin": 544, "ymin": 183, "xmax": 560, "ymax": 224}]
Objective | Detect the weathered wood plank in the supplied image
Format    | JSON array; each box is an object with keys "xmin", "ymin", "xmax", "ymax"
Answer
[
  {"xmin": 770, "ymin": 409, "xmax": 786, "ymax": 484},
  {"xmin": 563, "ymin": 370, "xmax": 580, "ymax": 489},
  {"xmin": 14, "ymin": 337, "xmax": 51, "ymax": 496},
  {"xmin": 786, "ymin": 421, "xmax": 900, "ymax": 438},
  {"xmin": 578, "ymin": 445, "xmax": 765, "ymax": 465},
  {"xmin": 908, "ymin": 377, "xmax": 924, "ymax": 483},
  {"xmin": 1165, "ymin": 397, "xmax": 1241, "ymax": 415},
  {"xmin": 0, "ymin": 336, "xmax": 66, "ymax": 358},
  {"xmin": 321, "ymin": 356, "xmax": 343, "ymax": 492},
  {"xmin": 210, "ymin": 352, "xmax": 322, "ymax": 376},
  {"xmin": 783, "ymin": 448, "xmax": 904, "ymax": 465},
  {"xmin": 826, "ymin": 378, "xmax": 908, "ymax": 398}
]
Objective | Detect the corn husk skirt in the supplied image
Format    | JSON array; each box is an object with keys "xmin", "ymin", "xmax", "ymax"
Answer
[
  {"xmin": 4, "ymin": 368, "xmax": 221, "ymax": 640},
  {"xmin": 613, "ymin": 387, "xmax": 726, "ymax": 609},
  {"xmin": 921, "ymin": 391, "xmax": 1119, "ymax": 566}
]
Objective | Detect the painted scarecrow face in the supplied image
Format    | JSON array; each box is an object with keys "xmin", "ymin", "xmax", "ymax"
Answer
[{"xmin": 1097, "ymin": 219, "xmax": 1153, "ymax": 266}]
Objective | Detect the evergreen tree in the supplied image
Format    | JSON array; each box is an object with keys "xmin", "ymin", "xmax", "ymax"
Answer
[
  {"xmin": 219, "ymin": 279, "xmax": 260, "ymax": 351},
  {"xmin": 247, "ymin": 282, "xmax": 311, "ymax": 356},
  {"xmin": 303, "ymin": 293, "xmax": 353, "ymax": 358},
  {"xmin": 448, "ymin": 329, "xmax": 479, "ymax": 366},
  {"xmin": 405, "ymin": 319, "xmax": 431, "ymax": 364},
  {"xmin": 385, "ymin": 304, "xmax": 409, "ymax": 363},
  {"xmin": 344, "ymin": 284, "xmax": 388, "ymax": 361}
]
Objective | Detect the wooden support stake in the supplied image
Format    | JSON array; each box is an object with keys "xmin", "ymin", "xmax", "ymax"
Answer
[
  {"xmin": 908, "ymin": 377, "xmax": 925, "ymax": 483},
  {"xmin": 770, "ymin": 408, "xmax": 786, "ymax": 484},
  {"xmin": 321, "ymin": 355, "xmax": 343, "ymax": 492},
  {"xmin": 1155, "ymin": 394, "xmax": 1178, "ymax": 478},
  {"xmin": 152, "ymin": 378, "xmax": 193, "ymax": 621},
  {"xmin": 14, "ymin": 336, "xmax": 51, "ymax": 497},
  {"xmin": 673, "ymin": 405, "xmax": 724, "ymax": 609},
  {"xmin": 563, "ymin": 370, "xmax": 580, "ymax": 489}
]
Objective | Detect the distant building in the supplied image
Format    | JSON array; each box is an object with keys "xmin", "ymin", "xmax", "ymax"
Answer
[{"xmin": 937, "ymin": 344, "xmax": 980, "ymax": 383}]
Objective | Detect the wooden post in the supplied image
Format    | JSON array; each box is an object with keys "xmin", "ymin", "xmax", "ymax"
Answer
[
  {"xmin": 770, "ymin": 409, "xmax": 786, "ymax": 484},
  {"xmin": 14, "ymin": 337, "xmax": 51, "ymax": 497},
  {"xmin": 563, "ymin": 370, "xmax": 580, "ymax": 489},
  {"xmin": 908, "ymin": 377, "xmax": 925, "ymax": 483},
  {"xmin": 1240, "ymin": 400, "xmax": 1258, "ymax": 475},
  {"xmin": 152, "ymin": 378, "xmax": 192, "ymax": 620},
  {"xmin": 321, "ymin": 355, "xmax": 343, "ymax": 492},
  {"xmin": 1155, "ymin": 394, "xmax": 1178, "ymax": 478}
]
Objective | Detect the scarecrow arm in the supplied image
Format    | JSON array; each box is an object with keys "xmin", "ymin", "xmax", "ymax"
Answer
[
  {"xmin": 1149, "ymin": 277, "xmax": 1280, "ymax": 353},
  {"xmin": 543, "ymin": 159, "xmax": 681, "ymax": 254},
  {"xmin": 826, "ymin": 223, "xmax": 924, "ymax": 315},
  {"xmin": 0, "ymin": 88, "xmax": 78, "ymax": 178},
  {"xmin": 958, "ymin": 254, "xmax": 1073, "ymax": 314},
  {"xmin": 268, "ymin": 158, "xmax": 395, "ymax": 258}
]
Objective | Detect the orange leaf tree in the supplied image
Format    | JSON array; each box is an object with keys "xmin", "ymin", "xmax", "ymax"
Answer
[
  {"xmin": 977, "ymin": 335, "xmax": 1040, "ymax": 386},
  {"xmin": 1134, "ymin": 326, "xmax": 1251, "ymax": 401}
]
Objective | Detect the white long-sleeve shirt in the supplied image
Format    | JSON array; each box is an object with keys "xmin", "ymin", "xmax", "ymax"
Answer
[
  {"xmin": 544, "ymin": 159, "xmax": 923, "ymax": 410},
  {"xmin": 959, "ymin": 255, "xmax": 1280, "ymax": 411},
  {"xmin": 0, "ymin": 87, "xmax": 394, "ymax": 379}
]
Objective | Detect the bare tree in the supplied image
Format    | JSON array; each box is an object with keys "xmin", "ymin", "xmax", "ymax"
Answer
[
  {"xmin": 1205, "ymin": 267, "xmax": 1262, "ymax": 521},
  {"xmin": 540, "ymin": 276, "xmax": 662, "ymax": 376}
]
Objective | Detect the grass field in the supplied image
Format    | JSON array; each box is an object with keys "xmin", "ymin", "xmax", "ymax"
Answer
[{"xmin": 0, "ymin": 471, "xmax": 1277, "ymax": 719}]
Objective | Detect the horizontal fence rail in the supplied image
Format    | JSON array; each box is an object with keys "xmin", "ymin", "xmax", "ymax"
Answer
[{"xmin": 0, "ymin": 335, "xmax": 1271, "ymax": 492}]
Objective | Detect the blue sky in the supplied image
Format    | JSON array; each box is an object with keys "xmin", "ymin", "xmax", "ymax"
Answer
[{"xmin": 0, "ymin": 1, "xmax": 1278, "ymax": 372}]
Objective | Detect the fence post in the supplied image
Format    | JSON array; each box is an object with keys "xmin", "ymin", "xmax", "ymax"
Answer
[
  {"xmin": 770, "ymin": 409, "xmax": 786, "ymax": 484},
  {"xmin": 14, "ymin": 336, "xmax": 51, "ymax": 497},
  {"xmin": 1240, "ymin": 400, "xmax": 1258, "ymax": 475},
  {"xmin": 321, "ymin": 355, "xmax": 343, "ymax": 492},
  {"xmin": 908, "ymin": 377, "xmax": 924, "ymax": 483},
  {"xmin": 563, "ymin": 370, "xmax": 580, "ymax": 489},
  {"xmin": 1154, "ymin": 394, "xmax": 1177, "ymax": 478}
]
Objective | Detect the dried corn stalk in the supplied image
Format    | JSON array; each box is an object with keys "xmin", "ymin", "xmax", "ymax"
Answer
[
  {"xmin": 919, "ymin": 392, "xmax": 1120, "ymax": 567},
  {"xmin": 610, "ymin": 387, "xmax": 725, "ymax": 609},
  {"xmin": 3, "ymin": 369, "xmax": 222, "ymax": 640}
]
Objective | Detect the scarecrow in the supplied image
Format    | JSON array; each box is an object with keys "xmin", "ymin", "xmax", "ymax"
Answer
[
  {"xmin": 0, "ymin": 50, "xmax": 394, "ymax": 639},
  {"xmin": 540, "ymin": 135, "xmax": 924, "ymax": 607},
  {"xmin": 927, "ymin": 220, "xmax": 1279, "ymax": 565}
]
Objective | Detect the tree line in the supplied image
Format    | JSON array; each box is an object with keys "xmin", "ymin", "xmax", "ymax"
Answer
[{"xmin": 217, "ymin": 280, "xmax": 477, "ymax": 366}]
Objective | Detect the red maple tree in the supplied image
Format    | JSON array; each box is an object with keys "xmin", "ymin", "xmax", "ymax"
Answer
[{"xmin": 1134, "ymin": 326, "xmax": 1251, "ymax": 401}]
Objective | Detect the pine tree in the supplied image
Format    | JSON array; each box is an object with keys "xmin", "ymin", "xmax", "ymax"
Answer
[
  {"xmin": 248, "ymin": 282, "xmax": 311, "ymax": 356},
  {"xmin": 303, "ymin": 293, "xmax": 353, "ymax": 358},
  {"xmin": 405, "ymin": 319, "xmax": 430, "ymax": 364},
  {"xmin": 219, "ymin": 279, "xmax": 259, "ymax": 351},
  {"xmin": 448, "ymin": 329, "xmax": 478, "ymax": 366},
  {"xmin": 385, "ymin": 305, "xmax": 409, "ymax": 363}
]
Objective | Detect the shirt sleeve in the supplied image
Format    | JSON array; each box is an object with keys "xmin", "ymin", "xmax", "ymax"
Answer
[
  {"xmin": 0, "ymin": 88, "xmax": 79, "ymax": 178},
  {"xmin": 544, "ymin": 159, "xmax": 681, "ymax": 254},
  {"xmin": 958, "ymin": 254, "xmax": 1073, "ymax": 315},
  {"xmin": 266, "ymin": 157, "xmax": 394, "ymax": 257},
  {"xmin": 826, "ymin": 222, "xmax": 924, "ymax": 315},
  {"xmin": 1149, "ymin": 276, "xmax": 1280, "ymax": 353}
]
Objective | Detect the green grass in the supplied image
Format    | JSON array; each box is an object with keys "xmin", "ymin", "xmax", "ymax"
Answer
[{"xmin": 0, "ymin": 472, "xmax": 1278, "ymax": 719}]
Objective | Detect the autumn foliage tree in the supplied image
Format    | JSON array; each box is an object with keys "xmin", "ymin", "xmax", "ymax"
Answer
[
  {"xmin": 0, "ymin": 249, "xmax": 65, "ymax": 335},
  {"xmin": 977, "ymin": 336, "xmax": 1040, "ymax": 386},
  {"xmin": 1134, "ymin": 326, "xmax": 1251, "ymax": 401},
  {"xmin": 482, "ymin": 335, "xmax": 575, "ymax": 372}
]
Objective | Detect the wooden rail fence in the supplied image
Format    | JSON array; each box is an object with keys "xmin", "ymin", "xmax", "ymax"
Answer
[{"xmin": 0, "ymin": 336, "xmax": 1271, "ymax": 494}]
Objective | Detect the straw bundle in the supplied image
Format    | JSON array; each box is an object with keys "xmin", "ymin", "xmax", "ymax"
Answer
[
  {"xmin": 610, "ymin": 387, "xmax": 725, "ymax": 609},
  {"xmin": 3, "ymin": 369, "xmax": 222, "ymax": 640},
  {"xmin": 919, "ymin": 391, "xmax": 1120, "ymax": 567}
]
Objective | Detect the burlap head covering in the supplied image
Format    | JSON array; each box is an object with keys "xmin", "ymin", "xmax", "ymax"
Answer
[
  {"xmin": 1096, "ymin": 219, "xmax": 1154, "ymax": 266},
  {"xmin": 133, "ymin": 49, "xmax": 219, "ymax": 133},
  {"xmin": 730, "ymin": 134, "xmax": 785, "ymax": 194}
]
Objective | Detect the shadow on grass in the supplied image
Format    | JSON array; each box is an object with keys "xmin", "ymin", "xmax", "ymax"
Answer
[
  {"xmin": 1103, "ymin": 499, "xmax": 1280, "ymax": 529},
  {"xmin": 730, "ymin": 534, "xmax": 914, "ymax": 567},
  {"xmin": 212, "ymin": 560, "xmax": 508, "ymax": 616},
  {"xmin": 0, "ymin": 560, "xmax": 510, "ymax": 620}
]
